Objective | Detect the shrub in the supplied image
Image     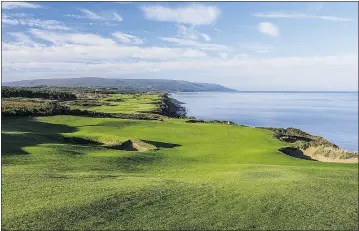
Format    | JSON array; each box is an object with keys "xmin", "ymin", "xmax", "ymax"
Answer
[{"xmin": 2, "ymin": 87, "xmax": 76, "ymax": 100}]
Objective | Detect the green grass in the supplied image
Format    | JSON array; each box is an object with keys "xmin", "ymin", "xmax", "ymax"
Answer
[
  {"xmin": 63, "ymin": 94, "xmax": 161, "ymax": 114},
  {"xmin": 2, "ymin": 115, "xmax": 358, "ymax": 230}
]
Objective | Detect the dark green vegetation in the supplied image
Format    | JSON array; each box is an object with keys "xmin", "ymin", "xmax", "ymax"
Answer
[
  {"xmin": 257, "ymin": 127, "xmax": 335, "ymax": 148},
  {"xmin": 1, "ymin": 88, "xmax": 358, "ymax": 230},
  {"xmin": 2, "ymin": 86, "xmax": 76, "ymax": 100},
  {"xmin": 2, "ymin": 87, "xmax": 185, "ymax": 119},
  {"xmin": 2, "ymin": 98, "xmax": 71, "ymax": 116},
  {"xmin": 4, "ymin": 77, "xmax": 237, "ymax": 92},
  {"xmin": 186, "ymin": 118, "xmax": 238, "ymax": 125}
]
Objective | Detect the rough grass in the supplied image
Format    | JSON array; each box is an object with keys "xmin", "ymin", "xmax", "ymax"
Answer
[
  {"xmin": 258, "ymin": 126, "xmax": 358, "ymax": 160},
  {"xmin": 1, "ymin": 116, "xmax": 358, "ymax": 230},
  {"xmin": 311, "ymin": 145, "xmax": 358, "ymax": 159},
  {"xmin": 63, "ymin": 94, "xmax": 161, "ymax": 114},
  {"xmin": 2, "ymin": 98, "xmax": 48, "ymax": 111}
]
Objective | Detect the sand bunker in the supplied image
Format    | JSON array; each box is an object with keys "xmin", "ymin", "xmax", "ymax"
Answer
[
  {"xmin": 110, "ymin": 139, "xmax": 181, "ymax": 152},
  {"xmin": 117, "ymin": 139, "xmax": 157, "ymax": 151},
  {"xmin": 279, "ymin": 146, "xmax": 358, "ymax": 163},
  {"xmin": 303, "ymin": 146, "xmax": 358, "ymax": 163}
]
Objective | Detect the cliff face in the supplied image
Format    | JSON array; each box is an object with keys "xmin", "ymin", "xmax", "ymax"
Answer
[{"xmin": 156, "ymin": 94, "xmax": 187, "ymax": 118}]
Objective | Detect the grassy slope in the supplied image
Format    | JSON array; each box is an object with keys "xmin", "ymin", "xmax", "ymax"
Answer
[
  {"xmin": 2, "ymin": 115, "xmax": 358, "ymax": 230},
  {"xmin": 2, "ymin": 93, "xmax": 358, "ymax": 230}
]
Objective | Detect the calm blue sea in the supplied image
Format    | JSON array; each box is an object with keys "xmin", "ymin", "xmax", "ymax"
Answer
[{"xmin": 171, "ymin": 92, "xmax": 358, "ymax": 151}]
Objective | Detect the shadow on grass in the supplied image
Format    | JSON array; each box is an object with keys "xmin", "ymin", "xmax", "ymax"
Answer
[
  {"xmin": 2, "ymin": 116, "xmax": 75, "ymax": 134},
  {"xmin": 2, "ymin": 186, "xmax": 178, "ymax": 230},
  {"xmin": 141, "ymin": 140, "xmax": 181, "ymax": 149},
  {"xmin": 84, "ymin": 121, "xmax": 140, "ymax": 128},
  {"xmin": 62, "ymin": 136, "xmax": 102, "ymax": 146},
  {"xmin": 2, "ymin": 117, "xmax": 78, "ymax": 155},
  {"xmin": 279, "ymin": 147, "xmax": 317, "ymax": 161}
]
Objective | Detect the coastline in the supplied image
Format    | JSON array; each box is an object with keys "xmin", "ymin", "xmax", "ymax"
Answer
[{"xmin": 167, "ymin": 94, "xmax": 358, "ymax": 163}]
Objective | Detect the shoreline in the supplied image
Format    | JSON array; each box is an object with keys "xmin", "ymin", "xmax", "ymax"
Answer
[{"xmin": 167, "ymin": 95, "xmax": 358, "ymax": 162}]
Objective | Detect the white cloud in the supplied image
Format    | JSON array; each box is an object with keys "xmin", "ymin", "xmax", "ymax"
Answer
[
  {"xmin": 4, "ymin": 13, "xmax": 32, "ymax": 17},
  {"xmin": 112, "ymin": 32, "xmax": 144, "ymax": 45},
  {"xmin": 176, "ymin": 24, "xmax": 211, "ymax": 41},
  {"xmin": 253, "ymin": 12, "xmax": 352, "ymax": 22},
  {"xmin": 2, "ymin": 27, "xmax": 357, "ymax": 90},
  {"xmin": 176, "ymin": 24, "xmax": 199, "ymax": 40},
  {"xmin": 159, "ymin": 37, "xmax": 229, "ymax": 51},
  {"xmin": 2, "ymin": 14, "xmax": 71, "ymax": 30},
  {"xmin": 2, "ymin": 2, "xmax": 42, "ymax": 9},
  {"xmin": 258, "ymin": 22, "xmax": 279, "ymax": 37},
  {"xmin": 112, "ymin": 12, "xmax": 123, "ymax": 21},
  {"xmin": 141, "ymin": 4, "xmax": 220, "ymax": 25},
  {"xmin": 3, "ymin": 43, "xmax": 206, "ymax": 63},
  {"xmin": 3, "ymin": 30, "xmax": 206, "ymax": 63},
  {"xmin": 30, "ymin": 29, "xmax": 116, "ymax": 46},
  {"xmin": 213, "ymin": 28, "xmax": 222, "ymax": 32},
  {"xmin": 80, "ymin": 9, "xmax": 104, "ymax": 20},
  {"xmin": 68, "ymin": 9, "xmax": 123, "ymax": 21},
  {"xmin": 65, "ymin": 14, "xmax": 84, "ymax": 19},
  {"xmin": 201, "ymin": 33, "xmax": 211, "ymax": 41},
  {"xmin": 3, "ymin": 54, "xmax": 357, "ymax": 91},
  {"xmin": 7, "ymin": 32, "xmax": 43, "ymax": 47}
]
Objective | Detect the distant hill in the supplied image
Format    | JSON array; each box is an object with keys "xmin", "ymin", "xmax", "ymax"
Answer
[{"xmin": 3, "ymin": 77, "xmax": 237, "ymax": 92}]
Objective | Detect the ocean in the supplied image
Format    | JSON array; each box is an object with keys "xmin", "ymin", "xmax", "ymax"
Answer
[{"xmin": 171, "ymin": 92, "xmax": 358, "ymax": 151}]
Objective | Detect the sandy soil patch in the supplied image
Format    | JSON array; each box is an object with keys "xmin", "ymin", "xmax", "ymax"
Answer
[{"xmin": 304, "ymin": 147, "xmax": 358, "ymax": 163}]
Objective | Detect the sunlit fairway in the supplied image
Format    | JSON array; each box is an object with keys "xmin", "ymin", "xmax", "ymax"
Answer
[{"xmin": 2, "ymin": 114, "xmax": 358, "ymax": 230}]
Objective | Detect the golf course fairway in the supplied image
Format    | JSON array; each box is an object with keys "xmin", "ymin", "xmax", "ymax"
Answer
[{"xmin": 1, "ymin": 115, "xmax": 358, "ymax": 230}]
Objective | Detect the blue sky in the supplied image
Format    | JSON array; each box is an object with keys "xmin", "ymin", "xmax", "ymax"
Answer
[{"xmin": 2, "ymin": 1, "xmax": 358, "ymax": 90}]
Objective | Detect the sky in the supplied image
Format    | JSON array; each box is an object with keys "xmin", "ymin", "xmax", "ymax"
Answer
[{"xmin": 1, "ymin": 1, "xmax": 358, "ymax": 90}]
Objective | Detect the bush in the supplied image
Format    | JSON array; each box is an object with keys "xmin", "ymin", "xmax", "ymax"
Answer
[
  {"xmin": 186, "ymin": 119, "xmax": 237, "ymax": 125},
  {"xmin": 2, "ymin": 87, "xmax": 76, "ymax": 100}
]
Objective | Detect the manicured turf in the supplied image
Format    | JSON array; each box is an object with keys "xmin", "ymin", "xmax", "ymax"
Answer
[{"xmin": 2, "ymin": 115, "xmax": 358, "ymax": 230}]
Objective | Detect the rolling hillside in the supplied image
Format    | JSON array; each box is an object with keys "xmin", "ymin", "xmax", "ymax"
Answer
[
  {"xmin": 3, "ymin": 77, "xmax": 237, "ymax": 92},
  {"xmin": 2, "ymin": 115, "xmax": 358, "ymax": 230}
]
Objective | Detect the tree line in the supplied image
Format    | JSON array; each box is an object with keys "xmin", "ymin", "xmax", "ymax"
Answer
[{"xmin": 2, "ymin": 87, "xmax": 77, "ymax": 100}]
